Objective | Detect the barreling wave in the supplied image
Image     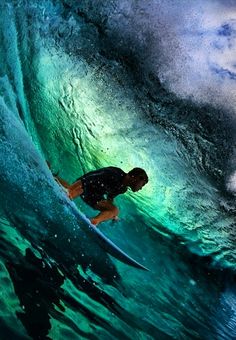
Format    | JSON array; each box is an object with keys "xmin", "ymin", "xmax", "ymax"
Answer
[{"xmin": 1, "ymin": 0, "xmax": 236, "ymax": 338}]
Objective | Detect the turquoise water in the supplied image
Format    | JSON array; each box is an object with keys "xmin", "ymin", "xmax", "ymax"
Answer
[{"xmin": 1, "ymin": 1, "xmax": 236, "ymax": 338}]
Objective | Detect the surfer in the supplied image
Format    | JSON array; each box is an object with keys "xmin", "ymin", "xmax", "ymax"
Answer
[{"xmin": 52, "ymin": 166, "xmax": 148, "ymax": 226}]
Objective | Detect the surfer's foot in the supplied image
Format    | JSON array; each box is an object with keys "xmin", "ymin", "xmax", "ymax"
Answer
[
  {"xmin": 67, "ymin": 190, "xmax": 73, "ymax": 200},
  {"xmin": 90, "ymin": 218, "xmax": 99, "ymax": 226}
]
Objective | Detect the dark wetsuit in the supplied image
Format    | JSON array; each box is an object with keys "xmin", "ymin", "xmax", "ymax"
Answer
[{"xmin": 77, "ymin": 167, "xmax": 127, "ymax": 209}]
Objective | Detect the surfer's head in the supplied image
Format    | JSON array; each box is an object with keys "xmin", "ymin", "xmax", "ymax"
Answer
[{"xmin": 127, "ymin": 168, "xmax": 148, "ymax": 192}]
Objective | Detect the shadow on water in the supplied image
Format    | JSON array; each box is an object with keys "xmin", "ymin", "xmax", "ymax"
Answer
[
  {"xmin": 0, "ymin": 217, "xmax": 167, "ymax": 339},
  {"xmin": 1, "ymin": 212, "xmax": 236, "ymax": 339},
  {"xmin": 5, "ymin": 245, "xmax": 127, "ymax": 339}
]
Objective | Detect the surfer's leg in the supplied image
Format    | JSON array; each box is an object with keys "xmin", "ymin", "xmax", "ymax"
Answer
[
  {"xmin": 67, "ymin": 180, "xmax": 84, "ymax": 200},
  {"xmin": 55, "ymin": 176, "xmax": 70, "ymax": 189},
  {"xmin": 90, "ymin": 200, "xmax": 119, "ymax": 225}
]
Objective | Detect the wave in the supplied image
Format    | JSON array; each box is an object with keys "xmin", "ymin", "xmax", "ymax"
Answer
[{"xmin": 1, "ymin": 0, "xmax": 236, "ymax": 338}]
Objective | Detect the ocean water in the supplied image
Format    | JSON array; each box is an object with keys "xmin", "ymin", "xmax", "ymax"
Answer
[{"xmin": 1, "ymin": 0, "xmax": 236, "ymax": 338}]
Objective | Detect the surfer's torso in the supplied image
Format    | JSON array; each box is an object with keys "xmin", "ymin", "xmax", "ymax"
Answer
[{"xmin": 77, "ymin": 167, "xmax": 127, "ymax": 208}]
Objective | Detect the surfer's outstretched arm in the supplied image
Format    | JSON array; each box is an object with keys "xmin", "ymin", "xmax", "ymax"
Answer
[{"xmin": 90, "ymin": 200, "xmax": 119, "ymax": 225}]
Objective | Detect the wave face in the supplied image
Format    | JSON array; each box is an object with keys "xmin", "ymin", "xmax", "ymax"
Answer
[{"xmin": 1, "ymin": 0, "xmax": 236, "ymax": 338}]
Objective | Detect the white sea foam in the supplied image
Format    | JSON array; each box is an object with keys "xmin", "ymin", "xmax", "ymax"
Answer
[
  {"xmin": 92, "ymin": 0, "xmax": 236, "ymax": 191},
  {"xmin": 100, "ymin": 0, "xmax": 236, "ymax": 114}
]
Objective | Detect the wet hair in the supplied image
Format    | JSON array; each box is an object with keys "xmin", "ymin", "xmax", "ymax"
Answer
[{"xmin": 128, "ymin": 168, "xmax": 148, "ymax": 183}]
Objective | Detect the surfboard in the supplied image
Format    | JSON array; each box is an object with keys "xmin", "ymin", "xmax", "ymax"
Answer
[{"xmin": 69, "ymin": 201, "xmax": 149, "ymax": 271}]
